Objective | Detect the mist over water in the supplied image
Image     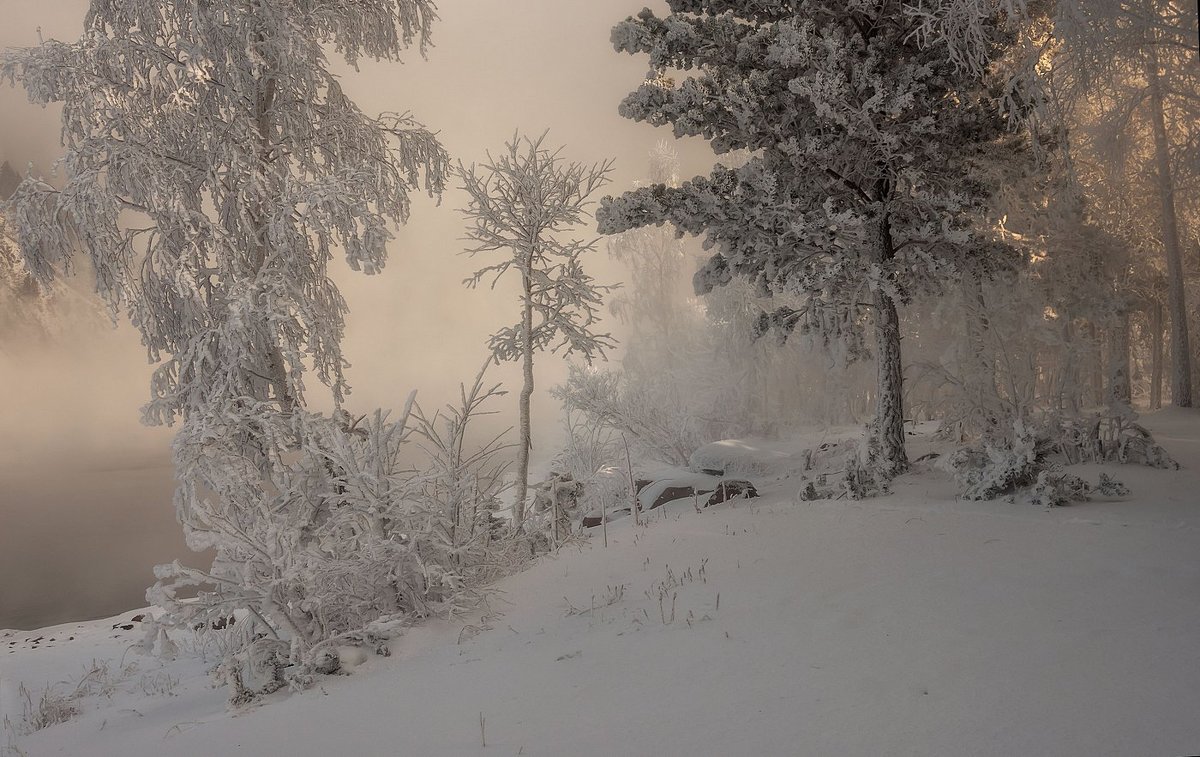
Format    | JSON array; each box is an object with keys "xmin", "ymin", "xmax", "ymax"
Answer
[{"xmin": 0, "ymin": 456, "xmax": 199, "ymax": 631}]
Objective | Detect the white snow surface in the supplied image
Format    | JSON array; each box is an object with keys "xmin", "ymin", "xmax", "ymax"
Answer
[{"xmin": 4, "ymin": 411, "xmax": 1200, "ymax": 756}]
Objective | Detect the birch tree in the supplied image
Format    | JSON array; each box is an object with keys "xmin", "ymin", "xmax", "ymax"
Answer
[
  {"xmin": 2, "ymin": 0, "xmax": 451, "ymax": 665},
  {"xmin": 458, "ymin": 133, "xmax": 616, "ymax": 525},
  {"xmin": 598, "ymin": 1, "xmax": 1039, "ymax": 476}
]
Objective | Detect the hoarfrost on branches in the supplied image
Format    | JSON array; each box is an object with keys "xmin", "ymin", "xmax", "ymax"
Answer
[
  {"xmin": 599, "ymin": 0, "xmax": 1041, "ymax": 478},
  {"xmin": 0, "ymin": 0, "xmax": 499, "ymax": 685},
  {"xmin": 150, "ymin": 364, "xmax": 520, "ymax": 695},
  {"xmin": 553, "ymin": 363, "xmax": 706, "ymax": 468},
  {"xmin": 458, "ymin": 132, "xmax": 617, "ymax": 525}
]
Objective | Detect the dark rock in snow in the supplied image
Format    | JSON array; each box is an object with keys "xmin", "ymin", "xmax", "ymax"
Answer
[
  {"xmin": 192, "ymin": 615, "xmax": 237, "ymax": 632},
  {"xmin": 581, "ymin": 508, "xmax": 631, "ymax": 529},
  {"xmin": 651, "ymin": 485, "xmax": 712, "ymax": 510},
  {"xmin": 312, "ymin": 650, "xmax": 341, "ymax": 675},
  {"xmin": 705, "ymin": 480, "xmax": 759, "ymax": 507}
]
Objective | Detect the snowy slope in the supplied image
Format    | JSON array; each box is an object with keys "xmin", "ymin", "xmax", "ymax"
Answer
[{"xmin": 4, "ymin": 412, "xmax": 1200, "ymax": 756}]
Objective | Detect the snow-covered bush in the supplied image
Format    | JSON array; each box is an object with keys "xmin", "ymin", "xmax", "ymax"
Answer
[
  {"xmin": 1094, "ymin": 472, "xmax": 1132, "ymax": 498},
  {"xmin": 841, "ymin": 432, "xmax": 893, "ymax": 501},
  {"xmin": 580, "ymin": 465, "xmax": 638, "ymax": 521},
  {"xmin": 949, "ymin": 414, "xmax": 1149, "ymax": 506},
  {"xmin": 149, "ymin": 368, "xmax": 520, "ymax": 698},
  {"xmin": 1027, "ymin": 467, "xmax": 1092, "ymax": 508},
  {"xmin": 1051, "ymin": 406, "xmax": 1178, "ymax": 469},
  {"xmin": 222, "ymin": 639, "xmax": 291, "ymax": 705},
  {"xmin": 950, "ymin": 419, "xmax": 1047, "ymax": 501},
  {"xmin": 410, "ymin": 366, "xmax": 518, "ymax": 581},
  {"xmin": 551, "ymin": 410, "xmax": 622, "ymax": 483},
  {"xmin": 1025, "ymin": 466, "xmax": 1133, "ymax": 508},
  {"xmin": 530, "ymin": 472, "xmax": 586, "ymax": 544}
]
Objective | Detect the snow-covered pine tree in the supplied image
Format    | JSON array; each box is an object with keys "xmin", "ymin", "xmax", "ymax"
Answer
[
  {"xmin": 2, "ymin": 0, "xmax": 450, "ymax": 664},
  {"xmin": 458, "ymin": 132, "xmax": 616, "ymax": 525},
  {"xmin": 597, "ymin": 0, "xmax": 1038, "ymax": 476}
]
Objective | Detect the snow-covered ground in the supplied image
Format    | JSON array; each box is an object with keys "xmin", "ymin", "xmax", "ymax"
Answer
[{"xmin": 4, "ymin": 411, "xmax": 1200, "ymax": 756}]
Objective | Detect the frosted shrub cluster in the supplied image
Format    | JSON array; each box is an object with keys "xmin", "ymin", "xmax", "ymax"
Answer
[
  {"xmin": 151, "ymin": 367, "xmax": 518, "ymax": 693},
  {"xmin": 950, "ymin": 419, "xmax": 1049, "ymax": 501},
  {"xmin": 948, "ymin": 411, "xmax": 1163, "ymax": 506},
  {"xmin": 542, "ymin": 415, "xmax": 637, "ymax": 534},
  {"xmin": 1050, "ymin": 406, "xmax": 1179, "ymax": 470}
]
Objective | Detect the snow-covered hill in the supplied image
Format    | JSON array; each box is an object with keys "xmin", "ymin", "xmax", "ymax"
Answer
[{"xmin": 5, "ymin": 411, "xmax": 1200, "ymax": 756}]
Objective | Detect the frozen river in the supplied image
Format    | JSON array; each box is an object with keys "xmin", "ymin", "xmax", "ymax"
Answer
[{"xmin": 0, "ymin": 452, "xmax": 210, "ymax": 630}]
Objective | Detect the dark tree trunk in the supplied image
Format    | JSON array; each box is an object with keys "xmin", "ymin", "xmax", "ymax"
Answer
[
  {"xmin": 1108, "ymin": 308, "xmax": 1132, "ymax": 406},
  {"xmin": 1060, "ymin": 314, "xmax": 1080, "ymax": 414},
  {"xmin": 1146, "ymin": 50, "xmax": 1193, "ymax": 406},
  {"xmin": 1089, "ymin": 321, "xmax": 1104, "ymax": 406},
  {"xmin": 963, "ymin": 274, "xmax": 1000, "ymax": 431},
  {"xmin": 871, "ymin": 198, "xmax": 908, "ymax": 476},
  {"xmin": 1151, "ymin": 301, "xmax": 1165, "ymax": 410},
  {"xmin": 872, "ymin": 288, "xmax": 908, "ymax": 474}
]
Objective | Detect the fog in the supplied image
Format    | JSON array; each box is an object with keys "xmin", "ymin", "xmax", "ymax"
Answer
[{"xmin": 0, "ymin": 0, "xmax": 702, "ymax": 629}]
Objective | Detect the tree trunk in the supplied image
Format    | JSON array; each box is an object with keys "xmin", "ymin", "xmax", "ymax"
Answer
[
  {"xmin": 963, "ymin": 273, "xmax": 1000, "ymax": 431},
  {"xmin": 249, "ymin": 58, "xmax": 293, "ymax": 412},
  {"xmin": 1146, "ymin": 50, "xmax": 1193, "ymax": 406},
  {"xmin": 513, "ymin": 269, "xmax": 535, "ymax": 527},
  {"xmin": 1151, "ymin": 301, "xmax": 1164, "ymax": 410},
  {"xmin": 1108, "ymin": 307, "xmax": 1132, "ymax": 406},
  {"xmin": 1089, "ymin": 321, "xmax": 1104, "ymax": 407},
  {"xmin": 1060, "ymin": 314, "xmax": 1079, "ymax": 414},
  {"xmin": 871, "ymin": 200, "xmax": 908, "ymax": 475},
  {"xmin": 873, "ymin": 289, "xmax": 908, "ymax": 474}
]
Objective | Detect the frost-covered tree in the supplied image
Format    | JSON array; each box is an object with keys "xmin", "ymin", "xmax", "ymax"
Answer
[
  {"xmin": 2, "ymin": 209, "xmax": 108, "ymax": 347},
  {"xmin": 2, "ymin": 161, "xmax": 78, "ymax": 342},
  {"xmin": 1053, "ymin": 0, "xmax": 1200, "ymax": 407},
  {"xmin": 606, "ymin": 141, "xmax": 696, "ymax": 360},
  {"xmin": 598, "ymin": 1, "xmax": 1038, "ymax": 476},
  {"xmin": 2, "ymin": 0, "xmax": 450, "ymax": 667},
  {"xmin": 569, "ymin": 142, "xmax": 731, "ymax": 463},
  {"xmin": 0, "ymin": 217, "xmax": 56, "ymax": 340},
  {"xmin": 458, "ymin": 133, "xmax": 616, "ymax": 525}
]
